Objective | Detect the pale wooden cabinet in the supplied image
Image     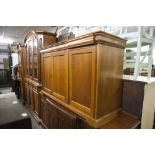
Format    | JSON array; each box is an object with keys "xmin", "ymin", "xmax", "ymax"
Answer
[{"xmin": 41, "ymin": 31, "xmax": 126, "ymax": 128}]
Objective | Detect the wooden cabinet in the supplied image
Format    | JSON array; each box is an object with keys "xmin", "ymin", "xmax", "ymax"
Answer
[
  {"xmin": 25, "ymin": 31, "xmax": 56, "ymax": 82},
  {"xmin": 122, "ymin": 79, "xmax": 145, "ymax": 119},
  {"xmin": 23, "ymin": 31, "xmax": 56, "ymax": 119},
  {"xmin": 41, "ymin": 95, "xmax": 79, "ymax": 129},
  {"xmin": 122, "ymin": 75, "xmax": 155, "ymax": 129},
  {"xmin": 41, "ymin": 31, "xmax": 126, "ymax": 128}
]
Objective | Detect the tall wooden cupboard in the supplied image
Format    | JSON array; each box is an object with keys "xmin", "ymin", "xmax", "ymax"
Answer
[
  {"xmin": 40, "ymin": 31, "xmax": 126, "ymax": 128},
  {"xmin": 24, "ymin": 31, "xmax": 56, "ymax": 119}
]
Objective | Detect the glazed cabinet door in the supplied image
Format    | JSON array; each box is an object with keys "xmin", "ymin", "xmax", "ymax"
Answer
[{"xmin": 68, "ymin": 46, "xmax": 96, "ymax": 117}]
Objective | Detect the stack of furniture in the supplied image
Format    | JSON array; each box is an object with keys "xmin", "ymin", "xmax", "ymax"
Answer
[{"xmin": 18, "ymin": 30, "xmax": 141, "ymax": 129}]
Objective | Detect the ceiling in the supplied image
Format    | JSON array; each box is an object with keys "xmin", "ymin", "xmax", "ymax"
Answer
[{"xmin": 0, "ymin": 26, "xmax": 57, "ymax": 45}]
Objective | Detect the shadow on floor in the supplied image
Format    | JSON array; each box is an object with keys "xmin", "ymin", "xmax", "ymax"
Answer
[{"xmin": 0, "ymin": 92, "xmax": 42, "ymax": 129}]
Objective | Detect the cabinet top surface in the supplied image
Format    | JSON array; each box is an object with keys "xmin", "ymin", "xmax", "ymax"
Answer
[
  {"xmin": 24, "ymin": 31, "xmax": 56, "ymax": 42},
  {"xmin": 41, "ymin": 30, "xmax": 126, "ymax": 53},
  {"xmin": 123, "ymin": 75, "xmax": 155, "ymax": 84}
]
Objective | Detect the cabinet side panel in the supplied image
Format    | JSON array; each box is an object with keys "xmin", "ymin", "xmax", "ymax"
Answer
[{"xmin": 96, "ymin": 44, "xmax": 124, "ymax": 118}]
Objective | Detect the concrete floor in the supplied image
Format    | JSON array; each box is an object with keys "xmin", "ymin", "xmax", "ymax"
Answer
[
  {"xmin": 0, "ymin": 90, "xmax": 42, "ymax": 129},
  {"xmin": 0, "ymin": 87, "xmax": 12, "ymax": 94}
]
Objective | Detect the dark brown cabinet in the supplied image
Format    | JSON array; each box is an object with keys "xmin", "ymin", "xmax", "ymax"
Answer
[
  {"xmin": 57, "ymin": 108, "xmax": 78, "ymax": 129},
  {"xmin": 41, "ymin": 95, "xmax": 79, "ymax": 129},
  {"xmin": 122, "ymin": 80, "xmax": 145, "ymax": 120},
  {"xmin": 23, "ymin": 31, "xmax": 56, "ymax": 119}
]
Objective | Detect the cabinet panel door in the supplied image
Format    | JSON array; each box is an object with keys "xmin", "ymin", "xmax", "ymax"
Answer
[
  {"xmin": 33, "ymin": 89, "xmax": 40, "ymax": 116},
  {"xmin": 25, "ymin": 83, "xmax": 29, "ymax": 104},
  {"xmin": 51, "ymin": 50, "xmax": 68, "ymax": 103},
  {"xmin": 41, "ymin": 99, "xmax": 50, "ymax": 128},
  {"xmin": 58, "ymin": 107, "xmax": 77, "ymax": 129},
  {"xmin": 42, "ymin": 53, "xmax": 52, "ymax": 94},
  {"xmin": 29, "ymin": 85, "xmax": 33, "ymax": 109},
  {"xmin": 69, "ymin": 46, "xmax": 96, "ymax": 116},
  {"xmin": 47, "ymin": 99, "xmax": 58, "ymax": 129}
]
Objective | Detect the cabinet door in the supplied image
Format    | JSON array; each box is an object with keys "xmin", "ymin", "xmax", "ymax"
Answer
[
  {"xmin": 42, "ymin": 53, "xmax": 52, "ymax": 94},
  {"xmin": 25, "ymin": 82, "xmax": 29, "ymax": 104},
  {"xmin": 41, "ymin": 99, "xmax": 50, "ymax": 128},
  {"xmin": 69, "ymin": 46, "xmax": 96, "ymax": 116},
  {"xmin": 58, "ymin": 107, "xmax": 78, "ymax": 129},
  {"xmin": 29, "ymin": 85, "xmax": 33, "ymax": 108},
  {"xmin": 33, "ymin": 89, "xmax": 40, "ymax": 116},
  {"xmin": 51, "ymin": 50, "xmax": 68, "ymax": 103},
  {"xmin": 28, "ymin": 40, "xmax": 33, "ymax": 77},
  {"xmin": 47, "ymin": 99, "xmax": 58, "ymax": 129}
]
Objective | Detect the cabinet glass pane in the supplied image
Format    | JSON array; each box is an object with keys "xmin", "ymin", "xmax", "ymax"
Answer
[
  {"xmin": 26, "ymin": 43, "xmax": 29, "ymax": 75},
  {"xmin": 29, "ymin": 40, "xmax": 33, "ymax": 76},
  {"xmin": 33, "ymin": 38, "xmax": 38, "ymax": 78}
]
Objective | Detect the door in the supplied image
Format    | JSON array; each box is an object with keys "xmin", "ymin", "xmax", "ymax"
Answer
[
  {"xmin": 42, "ymin": 50, "xmax": 68, "ymax": 103},
  {"xmin": 25, "ymin": 82, "xmax": 29, "ymax": 105},
  {"xmin": 41, "ymin": 99, "xmax": 50, "ymax": 128},
  {"xmin": 47, "ymin": 99, "xmax": 58, "ymax": 129},
  {"xmin": 68, "ymin": 46, "xmax": 96, "ymax": 116},
  {"xmin": 42, "ymin": 53, "xmax": 52, "ymax": 94},
  {"xmin": 33, "ymin": 88, "xmax": 40, "ymax": 116},
  {"xmin": 57, "ymin": 107, "xmax": 78, "ymax": 129},
  {"xmin": 29, "ymin": 85, "xmax": 33, "ymax": 108}
]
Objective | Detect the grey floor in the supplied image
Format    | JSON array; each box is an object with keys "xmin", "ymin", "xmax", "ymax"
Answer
[
  {"xmin": 0, "ymin": 88, "xmax": 42, "ymax": 129},
  {"xmin": 0, "ymin": 87, "xmax": 12, "ymax": 94}
]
